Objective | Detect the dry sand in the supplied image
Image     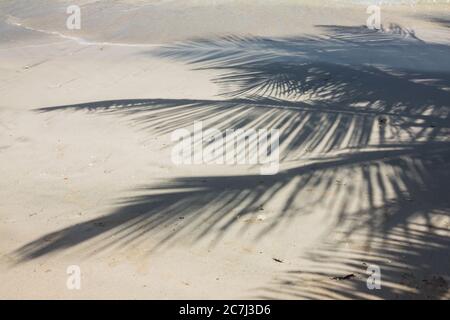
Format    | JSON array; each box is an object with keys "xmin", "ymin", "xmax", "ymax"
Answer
[{"xmin": 0, "ymin": 0, "xmax": 449, "ymax": 299}]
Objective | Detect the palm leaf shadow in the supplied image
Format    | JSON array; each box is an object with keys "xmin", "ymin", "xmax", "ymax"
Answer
[{"xmin": 13, "ymin": 25, "xmax": 450, "ymax": 298}]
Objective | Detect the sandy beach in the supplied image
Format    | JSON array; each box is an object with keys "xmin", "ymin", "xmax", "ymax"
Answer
[{"xmin": 0, "ymin": 0, "xmax": 449, "ymax": 299}]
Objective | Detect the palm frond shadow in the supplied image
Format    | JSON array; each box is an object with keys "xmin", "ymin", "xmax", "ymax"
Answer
[
  {"xmin": 14, "ymin": 142, "xmax": 450, "ymax": 262},
  {"xmin": 259, "ymin": 147, "xmax": 450, "ymax": 299},
  {"xmin": 260, "ymin": 220, "xmax": 450, "ymax": 299},
  {"xmin": 15, "ymin": 24, "xmax": 450, "ymax": 298},
  {"xmin": 37, "ymin": 25, "xmax": 450, "ymax": 160},
  {"xmin": 36, "ymin": 93, "xmax": 448, "ymax": 161},
  {"xmin": 153, "ymin": 24, "xmax": 450, "ymax": 104}
]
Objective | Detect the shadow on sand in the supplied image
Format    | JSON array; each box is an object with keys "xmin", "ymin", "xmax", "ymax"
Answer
[{"xmin": 13, "ymin": 25, "xmax": 450, "ymax": 298}]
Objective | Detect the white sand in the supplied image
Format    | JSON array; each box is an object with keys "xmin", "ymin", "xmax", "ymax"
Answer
[{"xmin": 0, "ymin": 0, "xmax": 449, "ymax": 299}]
